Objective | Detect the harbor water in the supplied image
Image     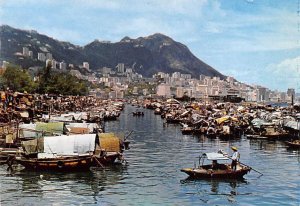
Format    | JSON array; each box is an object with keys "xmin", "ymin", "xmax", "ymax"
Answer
[{"xmin": 0, "ymin": 105, "xmax": 299, "ymax": 206}]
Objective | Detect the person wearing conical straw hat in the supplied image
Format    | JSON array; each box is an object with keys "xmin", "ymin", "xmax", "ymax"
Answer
[{"xmin": 231, "ymin": 146, "xmax": 240, "ymax": 171}]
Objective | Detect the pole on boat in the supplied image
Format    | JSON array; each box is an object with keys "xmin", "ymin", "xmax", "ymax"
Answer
[
  {"xmin": 92, "ymin": 156, "xmax": 104, "ymax": 168},
  {"xmin": 125, "ymin": 130, "xmax": 134, "ymax": 140},
  {"xmin": 236, "ymin": 160, "xmax": 263, "ymax": 176}
]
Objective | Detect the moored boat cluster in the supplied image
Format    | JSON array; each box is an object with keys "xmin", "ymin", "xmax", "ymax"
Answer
[
  {"xmin": 0, "ymin": 91, "xmax": 129, "ymax": 171},
  {"xmin": 143, "ymin": 98, "xmax": 300, "ymax": 141}
]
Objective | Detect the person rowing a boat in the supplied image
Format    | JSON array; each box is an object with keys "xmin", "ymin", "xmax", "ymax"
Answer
[{"xmin": 231, "ymin": 146, "xmax": 240, "ymax": 171}]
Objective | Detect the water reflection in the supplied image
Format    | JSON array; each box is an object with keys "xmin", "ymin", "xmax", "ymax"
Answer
[
  {"xmin": 22, "ymin": 165, "xmax": 125, "ymax": 188},
  {"xmin": 89, "ymin": 165, "xmax": 128, "ymax": 197},
  {"xmin": 180, "ymin": 178, "xmax": 249, "ymax": 204},
  {"xmin": 286, "ymin": 147, "xmax": 300, "ymax": 163},
  {"xmin": 1, "ymin": 164, "xmax": 127, "ymax": 205}
]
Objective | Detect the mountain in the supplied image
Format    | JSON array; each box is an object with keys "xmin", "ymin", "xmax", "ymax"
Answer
[{"xmin": 0, "ymin": 25, "xmax": 224, "ymax": 78}]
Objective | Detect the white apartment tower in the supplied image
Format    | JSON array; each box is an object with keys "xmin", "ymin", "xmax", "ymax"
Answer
[
  {"xmin": 116, "ymin": 63, "xmax": 125, "ymax": 73},
  {"xmin": 83, "ymin": 62, "xmax": 90, "ymax": 70},
  {"xmin": 59, "ymin": 62, "xmax": 67, "ymax": 70},
  {"xmin": 23, "ymin": 47, "xmax": 29, "ymax": 56},
  {"xmin": 51, "ymin": 60, "xmax": 57, "ymax": 69},
  {"xmin": 38, "ymin": 53, "xmax": 46, "ymax": 62},
  {"xmin": 28, "ymin": 51, "xmax": 33, "ymax": 58}
]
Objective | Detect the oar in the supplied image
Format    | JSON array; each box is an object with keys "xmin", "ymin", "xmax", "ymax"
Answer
[
  {"xmin": 237, "ymin": 160, "xmax": 263, "ymax": 176},
  {"xmin": 6, "ymin": 155, "xmax": 15, "ymax": 171},
  {"xmin": 224, "ymin": 154, "xmax": 263, "ymax": 176},
  {"xmin": 124, "ymin": 130, "xmax": 134, "ymax": 140},
  {"xmin": 92, "ymin": 156, "xmax": 104, "ymax": 168}
]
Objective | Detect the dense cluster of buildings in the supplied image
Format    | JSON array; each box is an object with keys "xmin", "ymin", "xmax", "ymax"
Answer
[
  {"xmin": 1, "ymin": 47, "xmax": 297, "ymax": 103},
  {"xmin": 154, "ymin": 72, "xmax": 296, "ymax": 103},
  {"xmin": 89, "ymin": 68, "xmax": 296, "ymax": 103}
]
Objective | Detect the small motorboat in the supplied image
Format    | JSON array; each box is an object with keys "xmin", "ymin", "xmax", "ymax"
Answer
[{"xmin": 181, "ymin": 152, "xmax": 251, "ymax": 179}]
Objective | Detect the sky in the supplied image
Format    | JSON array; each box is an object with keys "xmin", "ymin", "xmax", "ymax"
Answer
[{"xmin": 0, "ymin": 0, "xmax": 299, "ymax": 92}]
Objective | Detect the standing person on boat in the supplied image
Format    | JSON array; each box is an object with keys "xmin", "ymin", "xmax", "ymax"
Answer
[{"xmin": 231, "ymin": 146, "xmax": 240, "ymax": 171}]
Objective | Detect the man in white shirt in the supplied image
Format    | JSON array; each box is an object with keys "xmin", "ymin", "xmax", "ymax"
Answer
[{"xmin": 231, "ymin": 146, "xmax": 240, "ymax": 171}]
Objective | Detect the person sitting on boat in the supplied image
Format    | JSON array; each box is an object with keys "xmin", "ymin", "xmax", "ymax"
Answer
[
  {"xmin": 211, "ymin": 160, "xmax": 219, "ymax": 170},
  {"xmin": 231, "ymin": 146, "xmax": 240, "ymax": 171}
]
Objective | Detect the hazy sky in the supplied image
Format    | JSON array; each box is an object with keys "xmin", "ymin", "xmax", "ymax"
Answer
[{"xmin": 0, "ymin": 0, "xmax": 299, "ymax": 92}]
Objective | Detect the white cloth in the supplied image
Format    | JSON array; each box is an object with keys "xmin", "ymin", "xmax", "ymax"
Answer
[
  {"xmin": 42, "ymin": 134, "xmax": 96, "ymax": 158},
  {"xmin": 48, "ymin": 115, "xmax": 73, "ymax": 122}
]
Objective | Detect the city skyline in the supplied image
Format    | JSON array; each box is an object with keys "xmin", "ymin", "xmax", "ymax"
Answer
[{"xmin": 0, "ymin": 0, "xmax": 299, "ymax": 92}]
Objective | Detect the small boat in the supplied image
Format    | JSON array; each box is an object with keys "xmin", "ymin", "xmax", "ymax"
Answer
[
  {"xmin": 285, "ymin": 140, "xmax": 300, "ymax": 148},
  {"xmin": 95, "ymin": 152, "xmax": 123, "ymax": 166},
  {"xmin": 246, "ymin": 134, "xmax": 268, "ymax": 140},
  {"xmin": 260, "ymin": 126, "xmax": 290, "ymax": 140},
  {"xmin": 181, "ymin": 152, "xmax": 251, "ymax": 179},
  {"xmin": 154, "ymin": 108, "xmax": 161, "ymax": 115},
  {"xmin": 10, "ymin": 134, "xmax": 97, "ymax": 171},
  {"xmin": 14, "ymin": 154, "xmax": 94, "ymax": 171},
  {"xmin": 132, "ymin": 111, "xmax": 144, "ymax": 116},
  {"xmin": 93, "ymin": 132, "xmax": 130, "ymax": 166},
  {"xmin": 181, "ymin": 124, "xmax": 193, "ymax": 135}
]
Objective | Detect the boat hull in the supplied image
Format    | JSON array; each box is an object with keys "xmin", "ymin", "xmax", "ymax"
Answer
[
  {"xmin": 181, "ymin": 128, "xmax": 193, "ymax": 135},
  {"xmin": 15, "ymin": 155, "xmax": 93, "ymax": 172},
  {"xmin": 181, "ymin": 166, "xmax": 251, "ymax": 179},
  {"xmin": 94, "ymin": 152, "xmax": 122, "ymax": 166},
  {"xmin": 285, "ymin": 141, "xmax": 300, "ymax": 148}
]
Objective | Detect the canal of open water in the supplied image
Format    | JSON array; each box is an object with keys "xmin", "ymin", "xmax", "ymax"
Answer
[{"xmin": 0, "ymin": 105, "xmax": 299, "ymax": 206}]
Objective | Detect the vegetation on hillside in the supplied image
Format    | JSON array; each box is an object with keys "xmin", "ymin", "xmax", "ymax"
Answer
[
  {"xmin": 1, "ymin": 64, "xmax": 89, "ymax": 95},
  {"xmin": 2, "ymin": 65, "xmax": 37, "ymax": 93}
]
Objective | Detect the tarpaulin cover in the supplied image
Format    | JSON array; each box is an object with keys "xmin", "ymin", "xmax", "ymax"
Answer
[
  {"xmin": 66, "ymin": 112, "xmax": 87, "ymax": 121},
  {"xmin": 22, "ymin": 138, "xmax": 44, "ymax": 154},
  {"xmin": 251, "ymin": 118, "xmax": 267, "ymax": 128},
  {"xmin": 42, "ymin": 134, "xmax": 96, "ymax": 158},
  {"xmin": 68, "ymin": 127, "xmax": 89, "ymax": 134},
  {"xmin": 19, "ymin": 111, "xmax": 29, "ymax": 118},
  {"xmin": 204, "ymin": 152, "xmax": 229, "ymax": 160},
  {"xmin": 36, "ymin": 122, "xmax": 64, "ymax": 136},
  {"xmin": 66, "ymin": 123, "xmax": 99, "ymax": 133},
  {"xmin": 284, "ymin": 121, "xmax": 299, "ymax": 130},
  {"xmin": 5, "ymin": 134, "xmax": 15, "ymax": 144},
  {"xmin": 99, "ymin": 133, "xmax": 120, "ymax": 152},
  {"xmin": 216, "ymin": 116, "xmax": 238, "ymax": 124},
  {"xmin": 19, "ymin": 123, "xmax": 37, "ymax": 138},
  {"xmin": 47, "ymin": 114, "xmax": 74, "ymax": 122}
]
